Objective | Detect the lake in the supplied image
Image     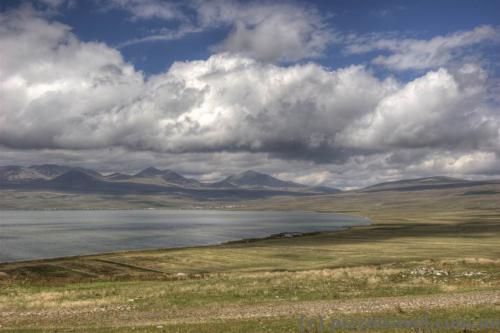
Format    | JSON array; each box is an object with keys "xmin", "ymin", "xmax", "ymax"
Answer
[{"xmin": 0, "ymin": 210, "xmax": 370, "ymax": 262}]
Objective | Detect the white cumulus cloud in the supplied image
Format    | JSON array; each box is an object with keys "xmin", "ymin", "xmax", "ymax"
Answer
[
  {"xmin": 346, "ymin": 25, "xmax": 499, "ymax": 70},
  {"xmin": 1, "ymin": 7, "xmax": 499, "ymax": 185},
  {"xmin": 112, "ymin": 0, "xmax": 334, "ymax": 62}
]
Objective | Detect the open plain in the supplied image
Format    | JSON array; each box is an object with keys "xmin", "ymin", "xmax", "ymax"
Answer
[{"xmin": 1, "ymin": 182, "xmax": 499, "ymax": 332}]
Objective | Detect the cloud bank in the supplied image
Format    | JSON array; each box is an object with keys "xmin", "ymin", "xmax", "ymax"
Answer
[
  {"xmin": 0, "ymin": 6, "xmax": 499, "ymax": 187},
  {"xmin": 345, "ymin": 25, "xmax": 499, "ymax": 70}
]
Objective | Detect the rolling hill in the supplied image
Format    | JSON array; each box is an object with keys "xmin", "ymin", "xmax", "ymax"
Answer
[
  {"xmin": 220, "ymin": 170, "xmax": 303, "ymax": 189},
  {"xmin": 362, "ymin": 176, "xmax": 499, "ymax": 192},
  {"xmin": 132, "ymin": 167, "xmax": 203, "ymax": 188}
]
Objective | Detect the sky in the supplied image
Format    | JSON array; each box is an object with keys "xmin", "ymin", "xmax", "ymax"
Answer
[{"xmin": 0, "ymin": 0, "xmax": 499, "ymax": 188}]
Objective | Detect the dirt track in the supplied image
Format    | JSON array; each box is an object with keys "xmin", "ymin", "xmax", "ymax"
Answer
[{"xmin": 1, "ymin": 290, "xmax": 499, "ymax": 328}]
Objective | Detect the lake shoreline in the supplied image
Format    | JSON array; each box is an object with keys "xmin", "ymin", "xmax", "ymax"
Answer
[
  {"xmin": 0, "ymin": 223, "xmax": 368, "ymax": 265},
  {"xmin": 0, "ymin": 210, "xmax": 371, "ymax": 263}
]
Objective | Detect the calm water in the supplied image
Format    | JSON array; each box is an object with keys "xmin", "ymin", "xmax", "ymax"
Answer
[{"xmin": 0, "ymin": 210, "xmax": 370, "ymax": 262}]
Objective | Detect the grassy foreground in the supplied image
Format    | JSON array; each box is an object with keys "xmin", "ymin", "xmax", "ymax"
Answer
[{"xmin": 0, "ymin": 184, "xmax": 499, "ymax": 332}]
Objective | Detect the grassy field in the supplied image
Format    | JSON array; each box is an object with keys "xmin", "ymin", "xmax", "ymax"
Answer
[
  {"xmin": 1, "ymin": 184, "xmax": 499, "ymax": 332},
  {"xmin": 0, "ymin": 190, "xmax": 193, "ymax": 210}
]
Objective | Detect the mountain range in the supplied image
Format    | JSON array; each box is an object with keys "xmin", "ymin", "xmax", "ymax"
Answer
[
  {"xmin": 1, "ymin": 165, "xmax": 498, "ymax": 200},
  {"xmin": 0, "ymin": 165, "xmax": 339, "ymax": 200}
]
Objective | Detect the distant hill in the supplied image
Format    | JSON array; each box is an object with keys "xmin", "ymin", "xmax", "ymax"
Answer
[
  {"xmin": 0, "ymin": 166, "xmax": 45, "ymax": 181},
  {"xmin": 48, "ymin": 169, "xmax": 103, "ymax": 190},
  {"xmin": 134, "ymin": 167, "xmax": 166, "ymax": 178},
  {"xmin": 362, "ymin": 176, "xmax": 497, "ymax": 192},
  {"xmin": 208, "ymin": 170, "xmax": 339, "ymax": 193},
  {"xmin": 0, "ymin": 165, "xmax": 101, "ymax": 182},
  {"xmin": 2, "ymin": 164, "xmax": 500, "ymax": 207},
  {"xmin": 0, "ymin": 164, "xmax": 338, "ymax": 199},
  {"xmin": 310, "ymin": 185, "xmax": 341, "ymax": 194},
  {"xmin": 133, "ymin": 167, "xmax": 202, "ymax": 188},
  {"xmin": 28, "ymin": 164, "xmax": 73, "ymax": 178},
  {"xmin": 105, "ymin": 172, "xmax": 132, "ymax": 181},
  {"xmin": 208, "ymin": 179, "xmax": 238, "ymax": 189},
  {"xmin": 220, "ymin": 170, "xmax": 302, "ymax": 189},
  {"xmin": 4, "ymin": 165, "xmax": 498, "ymax": 197}
]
